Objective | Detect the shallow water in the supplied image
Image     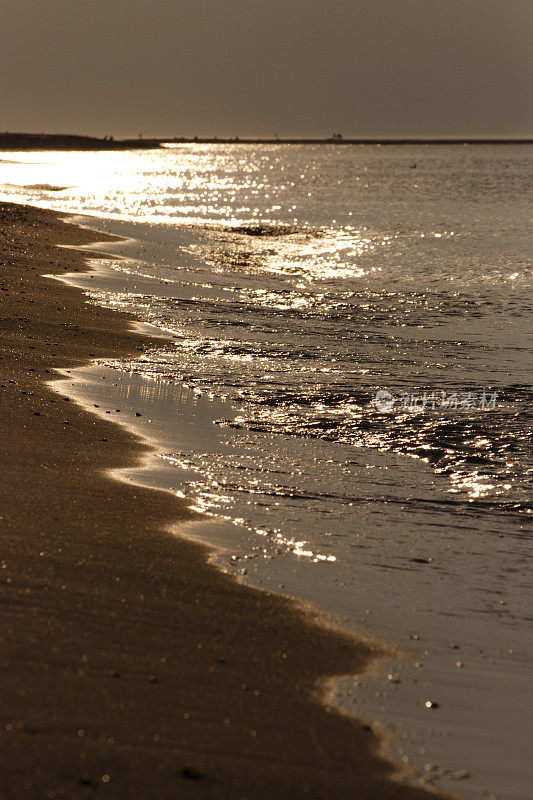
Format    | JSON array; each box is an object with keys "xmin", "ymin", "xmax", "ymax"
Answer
[{"xmin": 2, "ymin": 144, "xmax": 532, "ymax": 799}]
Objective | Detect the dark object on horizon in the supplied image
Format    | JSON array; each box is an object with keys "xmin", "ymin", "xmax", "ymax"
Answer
[{"xmin": 0, "ymin": 132, "xmax": 158, "ymax": 150}]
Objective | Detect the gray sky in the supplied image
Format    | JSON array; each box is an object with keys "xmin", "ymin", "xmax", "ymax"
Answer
[{"xmin": 2, "ymin": 0, "xmax": 531, "ymax": 138}]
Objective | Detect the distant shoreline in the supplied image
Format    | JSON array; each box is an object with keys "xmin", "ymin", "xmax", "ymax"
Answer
[{"xmin": 0, "ymin": 132, "xmax": 531, "ymax": 150}]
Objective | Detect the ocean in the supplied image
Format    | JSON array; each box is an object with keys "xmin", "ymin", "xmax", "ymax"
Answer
[{"xmin": 1, "ymin": 143, "xmax": 531, "ymax": 799}]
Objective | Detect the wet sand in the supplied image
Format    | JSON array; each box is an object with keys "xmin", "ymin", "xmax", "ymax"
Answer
[{"xmin": 0, "ymin": 202, "xmax": 448, "ymax": 799}]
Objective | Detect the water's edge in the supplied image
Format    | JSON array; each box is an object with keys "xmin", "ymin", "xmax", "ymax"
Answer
[
  {"xmin": 47, "ymin": 212, "xmax": 530, "ymax": 800},
  {"xmin": 49, "ymin": 218, "xmax": 432, "ymax": 794}
]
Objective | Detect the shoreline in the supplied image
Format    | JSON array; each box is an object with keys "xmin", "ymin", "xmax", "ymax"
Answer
[
  {"xmin": 50, "ymin": 218, "xmax": 530, "ymax": 800},
  {"xmin": 0, "ymin": 201, "xmax": 448, "ymax": 798}
]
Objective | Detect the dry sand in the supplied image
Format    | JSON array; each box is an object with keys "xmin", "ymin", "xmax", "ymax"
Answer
[{"xmin": 0, "ymin": 202, "xmax": 448, "ymax": 799}]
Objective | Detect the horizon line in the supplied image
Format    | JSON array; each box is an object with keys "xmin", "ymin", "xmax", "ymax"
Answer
[{"xmin": 0, "ymin": 132, "xmax": 531, "ymax": 150}]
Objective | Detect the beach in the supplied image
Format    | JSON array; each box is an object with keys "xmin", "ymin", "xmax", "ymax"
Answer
[{"xmin": 0, "ymin": 200, "xmax": 446, "ymax": 798}]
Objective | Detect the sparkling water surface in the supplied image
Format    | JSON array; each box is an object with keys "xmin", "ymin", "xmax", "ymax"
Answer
[{"xmin": 1, "ymin": 144, "xmax": 531, "ymax": 799}]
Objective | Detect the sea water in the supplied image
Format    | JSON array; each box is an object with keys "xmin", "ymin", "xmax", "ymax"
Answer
[{"xmin": 1, "ymin": 144, "xmax": 531, "ymax": 799}]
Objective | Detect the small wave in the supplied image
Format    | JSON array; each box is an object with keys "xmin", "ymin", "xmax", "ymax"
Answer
[
  {"xmin": 219, "ymin": 223, "xmax": 316, "ymax": 237},
  {"xmin": 23, "ymin": 183, "xmax": 70, "ymax": 192},
  {"xmin": 197, "ymin": 221, "xmax": 323, "ymax": 238}
]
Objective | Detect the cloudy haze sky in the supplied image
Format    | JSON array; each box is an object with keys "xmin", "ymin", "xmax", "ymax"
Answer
[{"xmin": 2, "ymin": 0, "xmax": 531, "ymax": 138}]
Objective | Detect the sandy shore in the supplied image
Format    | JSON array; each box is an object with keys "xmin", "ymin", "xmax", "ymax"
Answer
[{"xmin": 0, "ymin": 202, "xmax": 446, "ymax": 799}]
